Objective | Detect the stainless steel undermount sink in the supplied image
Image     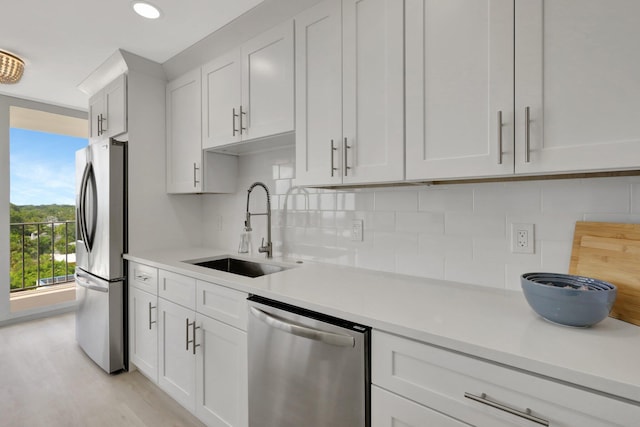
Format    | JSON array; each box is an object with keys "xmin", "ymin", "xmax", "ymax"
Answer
[{"xmin": 187, "ymin": 257, "xmax": 290, "ymax": 278}]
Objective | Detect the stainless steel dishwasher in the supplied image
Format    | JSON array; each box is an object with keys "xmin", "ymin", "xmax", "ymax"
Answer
[{"xmin": 247, "ymin": 295, "xmax": 370, "ymax": 427}]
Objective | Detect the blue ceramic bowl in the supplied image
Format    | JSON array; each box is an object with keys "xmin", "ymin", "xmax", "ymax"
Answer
[{"xmin": 521, "ymin": 272, "xmax": 617, "ymax": 327}]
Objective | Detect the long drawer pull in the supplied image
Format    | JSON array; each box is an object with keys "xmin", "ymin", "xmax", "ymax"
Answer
[
  {"xmin": 148, "ymin": 302, "xmax": 156, "ymax": 330},
  {"xmin": 464, "ymin": 392, "xmax": 549, "ymax": 426},
  {"xmin": 497, "ymin": 110, "xmax": 503, "ymax": 165}
]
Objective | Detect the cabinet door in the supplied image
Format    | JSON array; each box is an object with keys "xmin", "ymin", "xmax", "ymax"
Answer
[
  {"xmin": 103, "ymin": 74, "xmax": 127, "ymax": 139},
  {"xmin": 342, "ymin": 0, "xmax": 404, "ymax": 184},
  {"xmin": 405, "ymin": 0, "xmax": 514, "ymax": 180},
  {"xmin": 196, "ymin": 314, "xmax": 248, "ymax": 427},
  {"xmin": 166, "ymin": 69, "xmax": 203, "ymax": 193},
  {"xmin": 515, "ymin": 0, "xmax": 640, "ymax": 174},
  {"xmin": 294, "ymin": 0, "xmax": 343, "ymax": 186},
  {"xmin": 129, "ymin": 287, "xmax": 158, "ymax": 383},
  {"xmin": 372, "ymin": 386, "xmax": 469, "ymax": 427},
  {"xmin": 88, "ymin": 91, "xmax": 104, "ymax": 141},
  {"xmin": 241, "ymin": 20, "xmax": 295, "ymax": 140},
  {"xmin": 158, "ymin": 298, "xmax": 197, "ymax": 412},
  {"xmin": 202, "ymin": 50, "xmax": 242, "ymax": 149}
]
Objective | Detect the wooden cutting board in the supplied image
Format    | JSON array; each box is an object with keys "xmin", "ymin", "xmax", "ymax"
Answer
[{"xmin": 569, "ymin": 221, "xmax": 640, "ymax": 326}]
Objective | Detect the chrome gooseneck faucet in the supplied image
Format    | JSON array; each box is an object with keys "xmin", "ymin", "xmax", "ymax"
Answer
[{"xmin": 245, "ymin": 182, "xmax": 272, "ymax": 258}]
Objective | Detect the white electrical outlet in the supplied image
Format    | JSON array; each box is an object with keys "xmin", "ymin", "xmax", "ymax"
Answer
[
  {"xmin": 351, "ymin": 220, "xmax": 364, "ymax": 241},
  {"xmin": 512, "ymin": 223, "xmax": 534, "ymax": 254}
]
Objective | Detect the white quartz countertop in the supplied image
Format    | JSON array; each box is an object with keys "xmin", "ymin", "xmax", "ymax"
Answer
[{"xmin": 124, "ymin": 247, "xmax": 640, "ymax": 404}]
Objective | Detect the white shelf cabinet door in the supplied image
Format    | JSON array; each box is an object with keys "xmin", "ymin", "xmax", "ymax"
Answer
[
  {"xmin": 202, "ymin": 50, "xmax": 242, "ymax": 149},
  {"xmin": 103, "ymin": 74, "xmax": 127, "ymax": 139},
  {"xmin": 372, "ymin": 386, "xmax": 468, "ymax": 427},
  {"xmin": 166, "ymin": 69, "xmax": 203, "ymax": 194},
  {"xmin": 129, "ymin": 287, "xmax": 158, "ymax": 383},
  {"xmin": 405, "ymin": 0, "xmax": 514, "ymax": 181},
  {"xmin": 515, "ymin": 0, "xmax": 640, "ymax": 175},
  {"xmin": 294, "ymin": 0, "xmax": 343, "ymax": 187},
  {"xmin": 342, "ymin": 0, "xmax": 404, "ymax": 184},
  {"xmin": 88, "ymin": 91, "xmax": 104, "ymax": 141},
  {"xmin": 158, "ymin": 298, "xmax": 197, "ymax": 412},
  {"xmin": 195, "ymin": 314, "xmax": 248, "ymax": 427},
  {"xmin": 241, "ymin": 20, "xmax": 295, "ymax": 141}
]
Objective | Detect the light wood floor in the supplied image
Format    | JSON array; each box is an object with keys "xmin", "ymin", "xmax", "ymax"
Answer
[{"xmin": 0, "ymin": 312, "xmax": 205, "ymax": 427}]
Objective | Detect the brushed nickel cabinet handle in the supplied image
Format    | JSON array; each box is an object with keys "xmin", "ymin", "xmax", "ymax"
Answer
[
  {"xmin": 185, "ymin": 317, "xmax": 190, "ymax": 350},
  {"xmin": 344, "ymin": 137, "xmax": 352, "ymax": 176},
  {"xmin": 524, "ymin": 106, "xmax": 531, "ymax": 163},
  {"xmin": 497, "ymin": 110, "xmax": 503, "ymax": 165},
  {"xmin": 464, "ymin": 392, "xmax": 549, "ymax": 426},
  {"xmin": 192, "ymin": 321, "xmax": 200, "ymax": 355},
  {"xmin": 193, "ymin": 163, "xmax": 200, "ymax": 187},
  {"xmin": 330, "ymin": 140, "xmax": 339, "ymax": 177},
  {"xmin": 148, "ymin": 302, "xmax": 156, "ymax": 330},
  {"xmin": 239, "ymin": 105, "xmax": 247, "ymax": 134},
  {"xmin": 185, "ymin": 318, "xmax": 200, "ymax": 354},
  {"xmin": 232, "ymin": 107, "xmax": 239, "ymax": 136}
]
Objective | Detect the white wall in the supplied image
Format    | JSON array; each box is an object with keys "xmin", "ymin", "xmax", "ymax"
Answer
[
  {"xmin": 203, "ymin": 144, "xmax": 640, "ymax": 291},
  {"xmin": 0, "ymin": 95, "xmax": 86, "ymax": 323},
  {"xmin": 126, "ymin": 69, "xmax": 203, "ymax": 253}
]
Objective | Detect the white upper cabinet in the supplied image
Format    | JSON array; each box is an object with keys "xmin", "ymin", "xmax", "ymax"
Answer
[
  {"xmin": 202, "ymin": 21, "xmax": 294, "ymax": 150},
  {"xmin": 342, "ymin": 0, "xmax": 404, "ymax": 184},
  {"xmin": 88, "ymin": 74, "xmax": 127, "ymax": 142},
  {"xmin": 202, "ymin": 51, "xmax": 242, "ymax": 149},
  {"xmin": 295, "ymin": 0, "xmax": 404, "ymax": 186},
  {"xmin": 515, "ymin": 0, "xmax": 640, "ymax": 175},
  {"xmin": 242, "ymin": 21, "xmax": 295, "ymax": 141},
  {"xmin": 166, "ymin": 69, "xmax": 203, "ymax": 193},
  {"xmin": 407, "ymin": 0, "xmax": 640, "ymax": 181},
  {"xmin": 405, "ymin": 0, "xmax": 514, "ymax": 180},
  {"xmin": 294, "ymin": 0, "xmax": 343, "ymax": 186}
]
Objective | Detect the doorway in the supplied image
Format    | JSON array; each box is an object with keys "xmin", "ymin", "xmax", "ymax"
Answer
[{"xmin": 9, "ymin": 106, "xmax": 87, "ymax": 312}]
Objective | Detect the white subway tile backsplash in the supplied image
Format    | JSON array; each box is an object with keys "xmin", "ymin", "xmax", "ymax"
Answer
[
  {"xmin": 474, "ymin": 182, "xmax": 542, "ymax": 213},
  {"xmin": 319, "ymin": 193, "xmax": 337, "ymax": 211},
  {"xmin": 204, "ymin": 147, "xmax": 639, "ymax": 292},
  {"xmin": 396, "ymin": 212, "xmax": 444, "ymax": 234},
  {"xmin": 445, "ymin": 212, "xmax": 505, "ymax": 237},
  {"xmin": 419, "ymin": 186, "xmax": 473, "ymax": 212},
  {"xmin": 542, "ymin": 179, "xmax": 630, "ymax": 214},
  {"xmin": 373, "ymin": 231, "xmax": 419, "ymax": 254},
  {"xmin": 375, "ymin": 190, "xmax": 418, "ymax": 211},
  {"xmin": 419, "ymin": 234, "xmax": 473, "ymax": 260},
  {"xmin": 540, "ymin": 240, "xmax": 573, "ymax": 273}
]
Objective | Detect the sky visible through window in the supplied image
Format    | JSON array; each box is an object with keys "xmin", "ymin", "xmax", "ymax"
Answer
[{"xmin": 10, "ymin": 128, "xmax": 87, "ymax": 206}]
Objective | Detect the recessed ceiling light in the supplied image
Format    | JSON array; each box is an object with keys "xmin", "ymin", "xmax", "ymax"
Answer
[{"xmin": 132, "ymin": 1, "xmax": 162, "ymax": 19}]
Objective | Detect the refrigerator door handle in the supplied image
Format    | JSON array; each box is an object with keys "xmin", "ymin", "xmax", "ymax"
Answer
[
  {"xmin": 75, "ymin": 272, "xmax": 109, "ymax": 293},
  {"xmin": 77, "ymin": 163, "xmax": 90, "ymax": 252},
  {"xmin": 79, "ymin": 162, "xmax": 97, "ymax": 252},
  {"xmin": 249, "ymin": 307, "xmax": 355, "ymax": 347}
]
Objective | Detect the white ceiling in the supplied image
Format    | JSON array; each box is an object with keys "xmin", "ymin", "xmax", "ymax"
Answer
[{"xmin": 0, "ymin": 0, "xmax": 264, "ymax": 111}]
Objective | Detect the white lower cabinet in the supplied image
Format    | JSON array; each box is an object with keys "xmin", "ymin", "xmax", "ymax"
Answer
[
  {"xmin": 158, "ymin": 297, "xmax": 197, "ymax": 412},
  {"xmin": 196, "ymin": 313, "xmax": 248, "ymax": 427},
  {"xmin": 149, "ymin": 270, "xmax": 248, "ymax": 426},
  {"xmin": 372, "ymin": 386, "xmax": 469, "ymax": 427},
  {"xmin": 372, "ymin": 330, "xmax": 639, "ymax": 427},
  {"xmin": 129, "ymin": 287, "xmax": 158, "ymax": 382}
]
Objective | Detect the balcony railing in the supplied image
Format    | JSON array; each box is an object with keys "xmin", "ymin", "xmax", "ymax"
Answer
[{"xmin": 10, "ymin": 220, "xmax": 76, "ymax": 293}]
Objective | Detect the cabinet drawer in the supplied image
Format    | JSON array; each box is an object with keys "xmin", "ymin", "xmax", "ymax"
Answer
[
  {"xmin": 196, "ymin": 280, "xmax": 247, "ymax": 331},
  {"xmin": 158, "ymin": 270, "xmax": 196, "ymax": 310},
  {"xmin": 372, "ymin": 385, "xmax": 468, "ymax": 427},
  {"xmin": 372, "ymin": 331, "xmax": 638, "ymax": 427},
  {"xmin": 129, "ymin": 262, "xmax": 158, "ymax": 294}
]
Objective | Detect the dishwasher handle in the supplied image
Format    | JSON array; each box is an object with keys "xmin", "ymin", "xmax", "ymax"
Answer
[{"xmin": 250, "ymin": 306, "xmax": 355, "ymax": 348}]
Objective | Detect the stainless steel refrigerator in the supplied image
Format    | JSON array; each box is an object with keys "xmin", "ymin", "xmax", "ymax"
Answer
[{"xmin": 75, "ymin": 139, "xmax": 126, "ymax": 373}]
